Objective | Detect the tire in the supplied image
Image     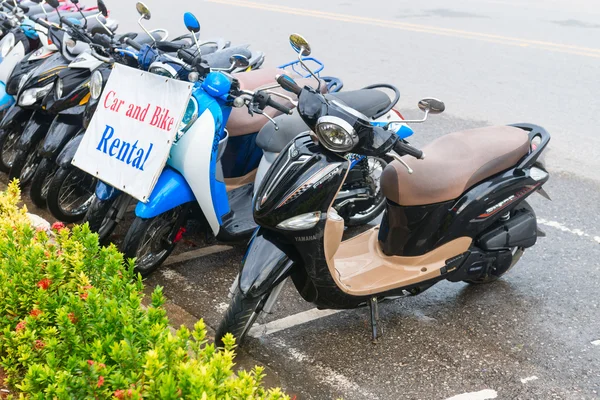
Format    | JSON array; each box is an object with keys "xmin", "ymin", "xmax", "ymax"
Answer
[
  {"xmin": 339, "ymin": 156, "xmax": 390, "ymax": 227},
  {"xmin": 121, "ymin": 205, "xmax": 187, "ymax": 277},
  {"xmin": 9, "ymin": 142, "xmax": 43, "ymax": 185},
  {"xmin": 47, "ymin": 166, "xmax": 97, "ymax": 222},
  {"xmin": 465, "ymin": 201, "xmax": 534, "ymax": 284},
  {"xmin": 215, "ymin": 287, "xmax": 265, "ymax": 348},
  {"xmin": 0, "ymin": 128, "xmax": 20, "ymax": 173},
  {"xmin": 29, "ymin": 158, "xmax": 59, "ymax": 208},
  {"xmin": 84, "ymin": 196, "xmax": 120, "ymax": 244}
]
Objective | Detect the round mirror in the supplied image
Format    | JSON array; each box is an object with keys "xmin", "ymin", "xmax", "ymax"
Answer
[
  {"xmin": 183, "ymin": 12, "xmax": 200, "ymax": 34},
  {"xmin": 289, "ymin": 33, "xmax": 311, "ymax": 56},
  {"xmin": 418, "ymin": 98, "xmax": 445, "ymax": 114},
  {"xmin": 97, "ymin": 0, "xmax": 108, "ymax": 17},
  {"xmin": 136, "ymin": 1, "xmax": 151, "ymax": 20},
  {"xmin": 46, "ymin": 0, "xmax": 60, "ymax": 8},
  {"xmin": 71, "ymin": 0, "xmax": 79, "ymax": 4},
  {"xmin": 29, "ymin": 0, "xmax": 43, "ymax": 4},
  {"xmin": 229, "ymin": 54, "xmax": 250, "ymax": 69}
]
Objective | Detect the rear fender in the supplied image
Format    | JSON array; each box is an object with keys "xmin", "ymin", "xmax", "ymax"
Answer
[
  {"xmin": 40, "ymin": 116, "xmax": 81, "ymax": 158},
  {"xmin": 134, "ymin": 167, "xmax": 196, "ymax": 219},
  {"xmin": 56, "ymin": 129, "xmax": 84, "ymax": 167},
  {"xmin": 16, "ymin": 112, "xmax": 51, "ymax": 150},
  {"xmin": 239, "ymin": 228, "xmax": 297, "ymax": 299}
]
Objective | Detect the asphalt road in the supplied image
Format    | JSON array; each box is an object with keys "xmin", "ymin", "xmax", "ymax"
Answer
[{"xmin": 33, "ymin": 0, "xmax": 600, "ymax": 398}]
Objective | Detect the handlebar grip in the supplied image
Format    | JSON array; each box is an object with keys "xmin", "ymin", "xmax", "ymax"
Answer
[
  {"xmin": 266, "ymin": 96, "xmax": 292, "ymax": 115},
  {"xmin": 60, "ymin": 16, "xmax": 75, "ymax": 28},
  {"xmin": 394, "ymin": 140, "xmax": 424, "ymax": 160},
  {"xmin": 125, "ymin": 38, "xmax": 142, "ymax": 51},
  {"xmin": 276, "ymin": 74, "xmax": 302, "ymax": 96},
  {"xmin": 34, "ymin": 18, "xmax": 51, "ymax": 29},
  {"xmin": 177, "ymin": 49, "xmax": 195, "ymax": 65}
]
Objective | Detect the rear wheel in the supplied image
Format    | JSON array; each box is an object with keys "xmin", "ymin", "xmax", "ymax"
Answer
[
  {"xmin": 215, "ymin": 287, "xmax": 265, "ymax": 348},
  {"xmin": 47, "ymin": 166, "xmax": 97, "ymax": 222},
  {"xmin": 337, "ymin": 156, "xmax": 390, "ymax": 227},
  {"xmin": 121, "ymin": 205, "xmax": 188, "ymax": 277},
  {"xmin": 0, "ymin": 128, "xmax": 20, "ymax": 173},
  {"xmin": 29, "ymin": 158, "xmax": 59, "ymax": 208},
  {"xmin": 465, "ymin": 201, "xmax": 534, "ymax": 284}
]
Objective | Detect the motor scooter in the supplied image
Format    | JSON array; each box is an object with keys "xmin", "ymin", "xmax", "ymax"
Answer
[{"xmin": 215, "ymin": 34, "xmax": 551, "ymax": 347}]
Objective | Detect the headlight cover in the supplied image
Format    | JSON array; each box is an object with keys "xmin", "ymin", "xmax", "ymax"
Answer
[
  {"xmin": 176, "ymin": 97, "xmax": 198, "ymax": 141},
  {"xmin": 276, "ymin": 211, "xmax": 322, "ymax": 231},
  {"xmin": 17, "ymin": 71, "xmax": 32, "ymax": 93},
  {"xmin": 0, "ymin": 33, "xmax": 15, "ymax": 57},
  {"xmin": 18, "ymin": 83, "xmax": 53, "ymax": 106},
  {"xmin": 54, "ymin": 78, "xmax": 63, "ymax": 99},
  {"xmin": 90, "ymin": 70, "xmax": 103, "ymax": 100},
  {"xmin": 149, "ymin": 65, "xmax": 176, "ymax": 79},
  {"xmin": 315, "ymin": 116, "xmax": 357, "ymax": 152}
]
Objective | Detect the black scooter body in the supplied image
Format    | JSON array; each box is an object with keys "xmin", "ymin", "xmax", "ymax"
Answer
[{"xmin": 242, "ymin": 122, "xmax": 549, "ymax": 309}]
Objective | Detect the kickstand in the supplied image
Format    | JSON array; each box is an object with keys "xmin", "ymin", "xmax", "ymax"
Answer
[{"xmin": 369, "ymin": 297, "xmax": 381, "ymax": 344}]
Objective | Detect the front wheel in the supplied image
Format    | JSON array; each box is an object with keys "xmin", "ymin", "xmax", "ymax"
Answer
[
  {"xmin": 47, "ymin": 166, "xmax": 97, "ymax": 222},
  {"xmin": 215, "ymin": 287, "xmax": 265, "ymax": 348},
  {"xmin": 121, "ymin": 205, "xmax": 188, "ymax": 277},
  {"xmin": 9, "ymin": 142, "xmax": 43, "ymax": 185},
  {"xmin": 29, "ymin": 158, "xmax": 59, "ymax": 208},
  {"xmin": 84, "ymin": 195, "xmax": 120, "ymax": 245},
  {"xmin": 0, "ymin": 128, "xmax": 20, "ymax": 173}
]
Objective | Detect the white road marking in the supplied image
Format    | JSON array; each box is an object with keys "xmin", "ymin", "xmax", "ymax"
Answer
[
  {"xmin": 248, "ymin": 308, "xmax": 343, "ymax": 338},
  {"xmin": 520, "ymin": 376, "xmax": 539, "ymax": 384},
  {"xmin": 592, "ymin": 340, "xmax": 600, "ymax": 346},
  {"xmin": 444, "ymin": 389, "xmax": 498, "ymax": 400},
  {"xmin": 537, "ymin": 218, "xmax": 600, "ymax": 244},
  {"xmin": 272, "ymin": 338, "xmax": 379, "ymax": 399},
  {"xmin": 163, "ymin": 244, "xmax": 233, "ymax": 266}
]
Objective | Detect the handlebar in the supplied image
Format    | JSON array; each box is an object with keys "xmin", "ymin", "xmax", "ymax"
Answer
[
  {"xmin": 266, "ymin": 95, "xmax": 293, "ymax": 115},
  {"xmin": 125, "ymin": 37, "xmax": 142, "ymax": 51},
  {"xmin": 393, "ymin": 140, "xmax": 424, "ymax": 160},
  {"xmin": 276, "ymin": 74, "xmax": 302, "ymax": 96},
  {"xmin": 177, "ymin": 49, "xmax": 195, "ymax": 66}
]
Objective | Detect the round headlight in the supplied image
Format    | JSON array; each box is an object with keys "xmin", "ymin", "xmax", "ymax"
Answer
[
  {"xmin": 90, "ymin": 70, "xmax": 103, "ymax": 100},
  {"xmin": 149, "ymin": 65, "xmax": 176, "ymax": 79},
  {"xmin": 54, "ymin": 78, "xmax": 63, "ymax": 99},
  {"xmin": 0, "ymin": 33, "xmax": 15, "ymax": 57},
  {"xmin": 315, "ymin": 116, "xmax": 357, "ymax": 152}
]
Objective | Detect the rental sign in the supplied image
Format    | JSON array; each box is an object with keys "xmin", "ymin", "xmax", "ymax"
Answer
[{"xmin": 72, "ymin": 64, "xmax": 193, "ymax": 202}]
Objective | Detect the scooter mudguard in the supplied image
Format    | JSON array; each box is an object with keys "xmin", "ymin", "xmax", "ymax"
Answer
[
  {"xmin": 16, "ymin": 112, "xmax": 51, "ymax": 151},
  {"xmin": 57, "ymin": 129, "xmax": 84, "ymax": 167},
  {"xmin": 0, "ymin": 82, "xmax": 15, "ymax": 111},
  {"xmin": 40, "ymin": 116, "xmax": 81, "ymax": 158},
  {"xmin": 95, "ymin": 181, "xmax": 120, "ymax": 201},
  {"xmin": 239, "ymin": 228, "xmax": 296, "ymax": 299},
  {"xmin": 0, "ymin": 104, "xmax": 29, "ymax": 130},
  {"xmin": 134, "ymin": 167, "xmax": 196, "ymax": 219}
]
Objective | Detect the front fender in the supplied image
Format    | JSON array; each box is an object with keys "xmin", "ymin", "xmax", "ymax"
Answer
[
  {"xmin": 95, "ymin": 180, "xmax": 121, "ymax": 201},
  {"xmin": 134, "ymin": 167, "xmax": 195, "ymax": 219},
  {"xmin": 0, "ymin": 104, "xmax": 30, "ymax": 130},
  {"xmin": 17, "ymin": 111, "xmax": 51, "ymax": 150},
  {"xmin": 40, "ymin": 116, "xmax": 80, "ymax": 158},
  {"xmin": 239, "ymin": 228, "xmax": 297, "ymax": 299},
  {"xmin": 56, "ymin": 129, "xmax": 84, "ymax": 167}
]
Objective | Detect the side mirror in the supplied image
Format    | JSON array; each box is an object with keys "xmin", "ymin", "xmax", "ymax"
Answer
[
  {"xmin": 136, "ymin": 1, "xmax": 151, "ymax": 20},
  {"xmin": 183, "ymin": 12, "xmax": 200, "ymax": 33},
  {"xmin": 418, "ymin": 98, "xmax": 445, "ymax": 114},
  {"xmin": 289, "ymin": 33, "xmax": 311, "ymax": 56},
  {"xmin": 229, "ymin": 54, "xmax": 250, "ymax": 70},
  {"xmin": 97, "ymin": 0, "xmax": 108, "ymax": 17},
  {"xmin": 46, "ymin": 0, "xmax": 60, "ymax": 8},
  {"xmin": 29, "ymin": 0, "xmax": 43, "ymax": 4},
  {"xmin": 71, "ymin": 0, "xmax": 79, "ymax": 4}
]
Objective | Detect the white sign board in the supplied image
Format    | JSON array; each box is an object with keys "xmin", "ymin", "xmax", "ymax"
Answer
[{"xmin": 72, "ymin": 63, "xmax": 193, "ymax": 202}]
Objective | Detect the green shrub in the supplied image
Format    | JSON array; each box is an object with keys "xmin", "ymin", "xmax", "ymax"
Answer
[{"xmin": 0, "ymin": 181, "xmax": 288, "ymax": 399}]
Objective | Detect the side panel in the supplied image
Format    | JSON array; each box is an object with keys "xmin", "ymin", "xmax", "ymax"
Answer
[
  {"xmin": 134, "ymin": 167, "xmax": 196, "ymax": 219},
  {"xmin": 0, "ymin": 82, "xmax": 15, "ymax": 111},
  {"xmin": 0, "ymin": 40, "xmax": 25, "ymax": 83}
]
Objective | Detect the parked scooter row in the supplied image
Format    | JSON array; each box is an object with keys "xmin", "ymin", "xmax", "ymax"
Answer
[{"xmin": 0, "ymin": 1, "xmax": 550, "ymax": 347}]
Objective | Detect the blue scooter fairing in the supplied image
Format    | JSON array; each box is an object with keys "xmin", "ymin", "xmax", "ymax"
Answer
[
  {"xmin": 95, "ymin": 181, "xmax": 121, "ymax": 201},
  {"xmin": 0, "ymin": 82, "xmax": 15, "ymax": 111},
  {"xmin": 134, "ymin": 167, "xmax": 196, "ymax": 219}
]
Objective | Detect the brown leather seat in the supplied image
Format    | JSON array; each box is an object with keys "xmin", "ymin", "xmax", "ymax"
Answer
[
  {"xmin": 381, "ymin": 126, "xmax": 530, "ymax": 206},
  {"xmin": 227, "ymin": 68, "xmax": 327, "ymax": 137}
]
